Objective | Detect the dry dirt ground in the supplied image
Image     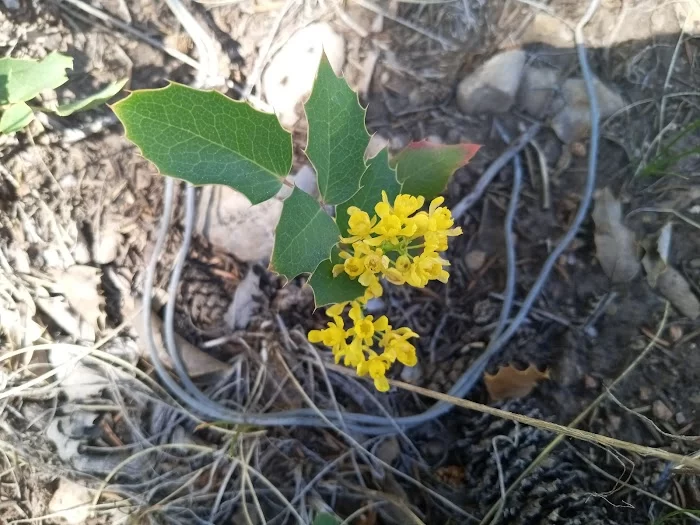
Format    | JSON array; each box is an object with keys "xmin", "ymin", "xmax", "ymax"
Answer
[{"xmin": 1, "ymin": 0, "xmax": 700, "ymax": 524}]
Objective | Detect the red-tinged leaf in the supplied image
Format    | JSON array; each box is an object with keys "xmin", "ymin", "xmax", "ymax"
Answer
[{"xmin": 394, "ymin": 141, "xmax": 481, "ymax": 200}]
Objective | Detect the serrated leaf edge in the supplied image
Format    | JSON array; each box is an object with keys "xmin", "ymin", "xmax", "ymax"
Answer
[
  {"xmin": 111, "ymin": 81, "xmax": 293, "ymax": 191},
  {"xmin": 301, "ymin": 51, "xmax": 371, "ymax": 206}
]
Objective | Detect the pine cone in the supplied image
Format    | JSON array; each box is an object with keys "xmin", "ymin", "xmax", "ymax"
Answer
[{"xmin": 453, "ymin": 399, "xmax": 646, "ymax": 524}]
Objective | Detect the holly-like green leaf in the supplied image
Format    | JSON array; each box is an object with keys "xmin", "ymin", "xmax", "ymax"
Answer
[
  {"xmin": 394, "ymin": 141, "xmax": 480, "ymax": 200},
  {"xmin": 112, "ymin": 82, "xmax": 292, "ymax": 204},
  {"xmin": 313, "ymin": 513, "xmax": 341, "ymax": 525},
  {"xmin": 56, "ymin": 78, "xmax": 128, "ymax": 116},
  {"xmin": 308, "ymin": 247, "xmax": 365, "ymax": 306},
  {"xmin": 0, "ymin": 102, "xmax": 34, "ymax": 134},
  {"xmin": 0, "ymin": 52, "xmax": 73, "ymax": 105},
  {"xmin": 272, "ymin": 187, "xmax": 339, "ymax": 280},
  {"xmin": 304, "ymin": 53, "xmax": 369, "ymax": 205},
  {"xmin": 336, "ymin": 148, "xmax": 401, "ymax": 237}
]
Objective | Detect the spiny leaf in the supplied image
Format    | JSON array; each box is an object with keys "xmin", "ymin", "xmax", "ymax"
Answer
[
  {"xmin": 308, "ymin": 247, "xmax": 365, "ymax": 307},
  {"xmin": 0, "ymin": 102, "xmax": 34, "ymax": 134},
  {"xmin": 0, "ymin": 52, "xmax": 73, "ymax": 105},
  {"xmin": 271, "ymin": 187, "xmax": 340, "ymax": 280},
  {"xmin": 304, "ymin": 53, "xmax": 369, "ymax": 205},
  {"xmin": 394, "ymin": 141, "xmax": 480, "ymax": 201},
  {"xmin": 112, "ymin": 82, "xmax": 293, "ymax": 204},
  {"xmin": 336, "ymin": 148, "xmax": 401, "ymax": 237},
  {"xmin": 56, "ymin": 78, "xmax": 128, "ymax": 116}
]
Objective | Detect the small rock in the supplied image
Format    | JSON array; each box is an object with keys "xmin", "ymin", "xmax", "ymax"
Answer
[
  {"xmin": 389, "ymin": 133, "xmax": 409, "ymax": 151},
  {"xmin": 262, "ymin": 23, "xmax": 345, "ymax": 128},
  {"xmin": 639, "ymin": 386, "xmax": 652, "ymax": 401},
  {"xmin": 374, "ymin": 437, "xmax": 400, "ymax": 464},
  {"xmin": 72, "ymin": 239, "xmax": 91, "ymax": 265},
  {"xmin": 456, "ymin": 50, "xmax": 526, "ymax": 114},
  {"xmin": 92, "ymin": 228, "xmax": 121, "ymax": 265},
  {"xmin": 675, "ymin": 412, "xmax": 688, "ymax": 425},
  {"xmin": 652, "ymin": 400, "xmax": 673, "ymax": 421},
  {"xmin": 290, "ymin": 164, "xmax": 318, "ymax": 197},
  {"xmin": 48, "ymin": 479, "xmax": 93, "ymax": 524},
  {"xmin": 465, "ymin": 250, "xmax": 487, "ymax": 271},
  {"xmin": 365, "ymin": 133, "xmax": 389, "ymax": 160},
  {"xmin": 522, "ymin": 13, "xmax": 574, "ymax": 47},
  {"xmin": 669, "ymin": 325, "xmax": 683, "ymax": 342},
  {"xmin": 426, "ymin": 134, "xmax": 443, "ymax": 145},
  {"xmin": 516, "ymin": 65, "xmax": 559, "ymax": 118},
  {"xmin": 10, "ymin": 248, "xmax": 30, "ymax": 273},
  {"xmin": 584, "ymin": 375, "xmax": 599, "ymax": 389},
  {"xmin": 196, "ymin": 186, "xmax": 283, "ymax": 262},
  {"xmin": 364, "ymin": 297, "xmax": 385, "ymax": 314},
  {"xmin": 551, "ymin": 77, "xmax": 626, "ymax": 143},
  {"xmin": 570, "ymin": 142, "xmax": 587, "ymax": 157},
  {"xmin": 400, "ymin": 362, "xmax": 422, "ymax": 383}
]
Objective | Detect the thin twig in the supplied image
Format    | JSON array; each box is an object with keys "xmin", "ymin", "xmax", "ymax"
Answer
[
  {"xmin": 54, "ymin": 0, "xmax": 202, "ymax": 70},
  {"xmin": 451, "ymin": 123, "xmax": 541, "ymax": 220},
  {"xmin": 378, "ymin": 374, "xmax": 700, "ymax": 471},
  {"xmin": 350, "ymin": 0, "xmax": 459, "ymax": 50}
]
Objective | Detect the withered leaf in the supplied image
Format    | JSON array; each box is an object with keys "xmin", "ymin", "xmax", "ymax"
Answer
[
  {"xmin": 484, "ymin": 364, "xmax": 550, "ymax": 401},
  {"xmin": 592, "ymin": 188, "xmax": 641, "ymax": 283}
]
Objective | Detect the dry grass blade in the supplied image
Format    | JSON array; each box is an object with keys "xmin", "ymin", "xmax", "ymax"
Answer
[
  {"xmin": 567, "ymin": 444, "xmax": 700, "ymax": 524},
  {"xmin": 381, "ymin": 372, "xmax": 700, "ymax": 470}
]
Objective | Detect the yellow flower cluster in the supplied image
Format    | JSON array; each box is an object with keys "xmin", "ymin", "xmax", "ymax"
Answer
[
  {"xmin": 308, "ymin": 301, "xmax": 418, "ymax": 392},
  {"xmin": 307, "ymin": 192, "xmax": 462, "ymax": 392},
  {"xmin": 333, "ymin": 192, "xmax": 462, "ymax": 298}
]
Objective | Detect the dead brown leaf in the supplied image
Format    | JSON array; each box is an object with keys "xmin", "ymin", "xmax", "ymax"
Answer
[
  {"xmin": 592, "ymin": 188, "xmax": 641, "ymax": 283},
  {"xmin": 484, "ymin": 364, "xmax": 550, "ymax": 401}
]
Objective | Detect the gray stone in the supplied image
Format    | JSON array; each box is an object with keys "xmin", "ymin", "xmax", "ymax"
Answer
[
  {"xmin": 196, "ymin": 186, "xmax": 283, "ymax": 262},
  {"xmin": 551, "ymin": 76, "xmax": 626, "ymax": 143},
  {"xmin": 522, "ymin": 13, "xmax": 574, "ymax": 48},
  {"xmin": 291, "ymin": 164, "xmax": 318, "ymax": 198},
  {"xmin": 262, "ymin": 23, "xmax": 346, "ymax": 129},
  {"xmin": 516, "ymin": 66, "xmax": 560, "ymax": 118},
  {"xmin": 465, "ymin": 250, "xmax": 487, "ymax": 271},
  {"xmin": 49, "ymin": 479, "xmax": 93, "ymax": 524},
  {"xmin": 652, "ymin": 400, "xmax": 673, "ymax": 422},
  {"xmin": 456, "ymin": 50, "xmax": 526, "ymax": 114}
]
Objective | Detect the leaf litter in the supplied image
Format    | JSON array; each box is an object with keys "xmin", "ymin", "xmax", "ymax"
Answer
[
  {"xmin": 592, "ymin": 187, "xmax": 641, "ymax": 283},
  {"xmin": 3, "ymin": 0, "xmax": 700, "ymax": 524}
]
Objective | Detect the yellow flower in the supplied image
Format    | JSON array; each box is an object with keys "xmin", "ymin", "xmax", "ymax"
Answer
[
  {"xmin": 348, "ymin": 303, "xmax": 389, "ymax": 345},
  {"xmin": 406, "ymin": 211, "xmax": 429, "ymax": 237},
  {"xmin": 380, "ymin": 327, "xmax": 419, "ymax": 366},
  {"xmin": 357, "ymin": 351, "xmax": 391, "ymax": 392},
  {"xmin": 418, "ymin": 251, "xmax": 451, "ymax": 283},
  {"xmin": 341, "ymin": 207, "xmax": 377, "ymax": 243},
  {"xmin": 341, "ymin": 338, "xmax": 366, "ymax": 367},
  {"xmin": 372, "ymin": 192, "xmax": 417, "ymax": 243},
  {"xmin": 343, "ymin": 256, "xmax": 364, "ymax": 277},
  {"xmin": 384, "ymin": 268, "xmax": 405, "ymax": 285},
  {"xmin": 347, "ymin": 207, "xmax": 375, "ymax": 236},
  {"xmin": 393, "ymin": 194, "xmax": 425, "ymax": 219},
  {"xmin": 395, "ymin": 255, "xmax": 411, "ymax": 273},
  {"xmin": 308, "ymin": 316, "xmax": 347, "ymax": 354},
  {"xmin": 325, "ymin": 302, "xmax": 348, "ymax": 317}
]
